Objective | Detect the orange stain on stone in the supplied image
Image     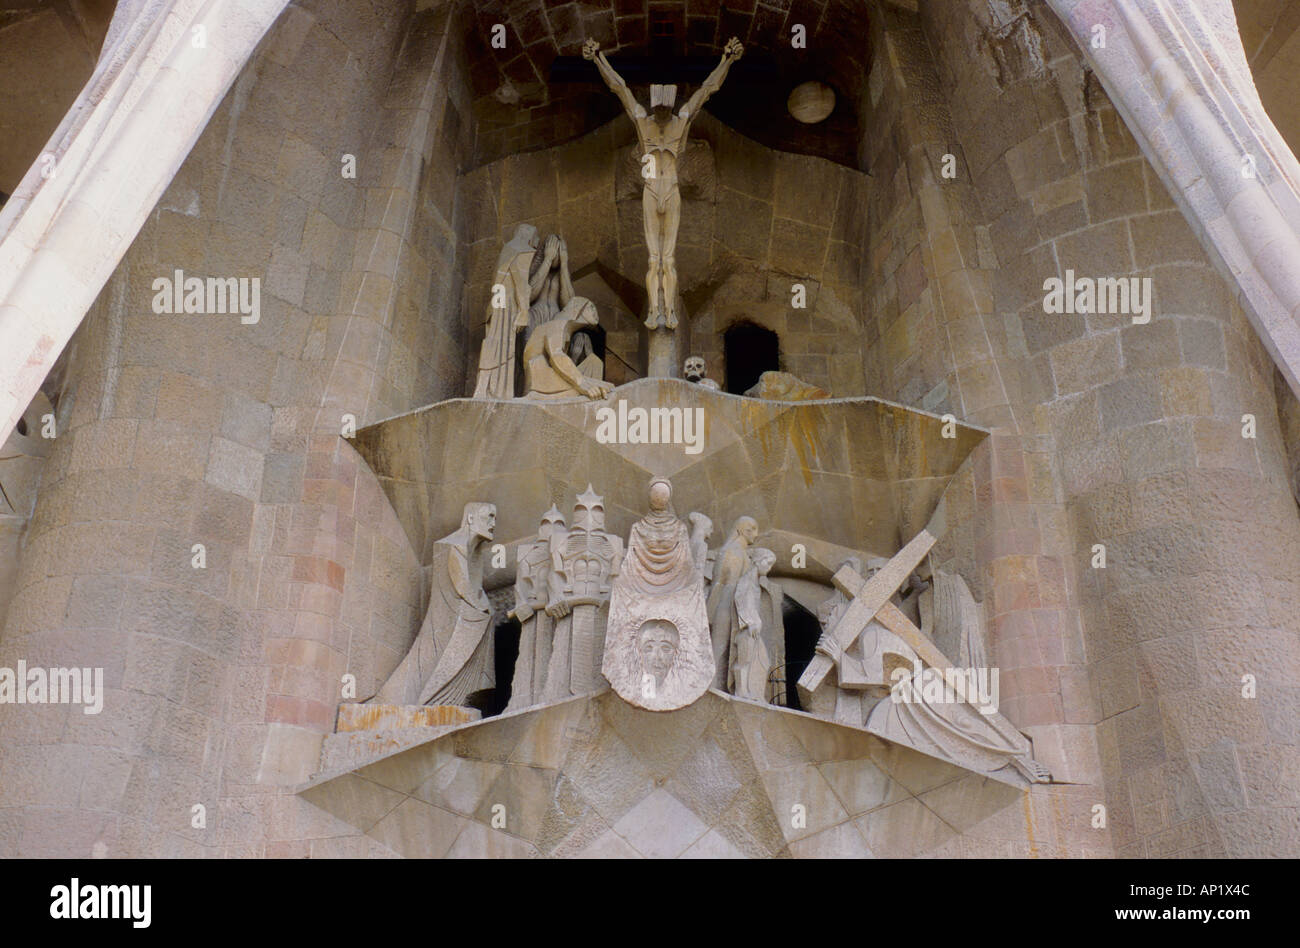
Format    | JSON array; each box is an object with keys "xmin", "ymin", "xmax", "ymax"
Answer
[{"xmin": 1023, "ymin": 790, "xmax": 1040, "ymax": 858}]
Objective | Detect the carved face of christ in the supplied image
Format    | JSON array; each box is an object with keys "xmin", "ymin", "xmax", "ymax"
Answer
[{"xmin": 638, "ymin": 620, "xmax": 679, "ymax": 687}]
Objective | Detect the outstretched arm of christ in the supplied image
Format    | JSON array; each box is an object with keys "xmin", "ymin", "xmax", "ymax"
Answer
[
  {"xmin": 583, "ymin": 40, "xmax": 640, "ymax": 118},
  {"xmin": 681, "ymin": 37, "xmax": 743, "ymax": 121}
]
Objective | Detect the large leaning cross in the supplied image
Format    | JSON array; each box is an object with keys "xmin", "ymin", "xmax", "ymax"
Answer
[
  {"xmin": 798, "ymin": 529, "xmax": 951, "ymax": 697},
  {"xmin": 797, "ymin": 527, "xmax": 1051, "ymax": 783}
]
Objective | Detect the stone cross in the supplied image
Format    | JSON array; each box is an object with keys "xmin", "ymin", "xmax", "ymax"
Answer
[{"xmin": 797, "ymin": 529, "xmax": 941, "ymax": 695}]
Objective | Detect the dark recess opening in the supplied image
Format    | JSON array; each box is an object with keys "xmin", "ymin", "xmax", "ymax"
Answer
[
  {"xmin": 780, "ymin": 597, "xmax": 822, "ymax": 711},
  {"xmin": 649, "ymin": 9, "xmax": 681, "ymax": 60},
  {"xmin": 724, "ymin": 321, "xmax": 780, "ymax": 394},
  {"xmin": 478, "ymin": 617, "xmax": 521, "ymax": 718}
]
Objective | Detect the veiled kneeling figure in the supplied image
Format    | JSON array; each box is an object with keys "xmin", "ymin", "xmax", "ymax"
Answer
[{"xmin": 521, "ymin": 297, "xmax": 614, "ymax": 401}]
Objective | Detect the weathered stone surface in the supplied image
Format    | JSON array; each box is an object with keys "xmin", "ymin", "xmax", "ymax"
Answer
[
  {"xmin": 336, "ymin": 703, "xmax": 480, "ymax": 733},
  {"xmin": 5, "ymin": 0, "xmax": 1299, "ymax": 862},
  {"xmin": 296, "ymin": 690, "xmax": 1038, "ymax": 858}
]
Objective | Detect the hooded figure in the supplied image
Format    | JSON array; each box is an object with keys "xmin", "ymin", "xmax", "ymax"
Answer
[
  {"xmin": 369, "ymin": 502, "xmax": 497, "ymax": 708},
  {"xmin": 473, "ymin": 224, "xmax": 540, "ymax": 399},
  {"xmin": 521, "ymin": 297, "xmax": 614, "ymax": 400},
  {"xmin": 526, "ymin": 233, "xmax": 576, "ymax": 337}
]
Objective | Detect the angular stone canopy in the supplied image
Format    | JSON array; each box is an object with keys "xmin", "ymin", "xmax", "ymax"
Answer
[
  {"xmin": 299, "ymin": 690, "xmax": 1023, "ymax": 858},
  {"xmin": 352, "ymin": 378, "xmax": 988, "ymax": 564}
]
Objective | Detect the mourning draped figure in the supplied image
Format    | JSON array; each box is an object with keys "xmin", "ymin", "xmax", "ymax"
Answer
[
  {"xmin": 473, "ymin": 225, "xmax": 540, "ymax": 399},
  {"xmin": 527, "ymin": 233, "xmax": 575, "ymax": 336}
]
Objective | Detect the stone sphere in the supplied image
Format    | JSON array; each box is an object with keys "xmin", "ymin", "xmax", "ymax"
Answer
[
  {"xmin": 787, "ymin": 81, "xmax": 836, "ymax": 124},
  {"xmin": 648, "ymin": 480, "xmax": 671, "ymax": 510}
]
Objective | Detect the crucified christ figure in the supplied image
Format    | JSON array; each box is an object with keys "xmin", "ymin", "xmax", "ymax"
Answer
[{"xmin": 584, "ymin": 36, "xmax": 744, "ymax": 330}]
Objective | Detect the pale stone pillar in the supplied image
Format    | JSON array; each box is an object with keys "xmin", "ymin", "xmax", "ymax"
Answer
[
  {"xmin": 0, "ymin": 0, "xmax": 291, "ymax": 444},
  {"xmin": 901, "ymin": 0, "xmax": 1300, "ymax": 857},
  {"xmin": 1047, "ymin": 0, "xmax": 1300, "ymax": 398}
]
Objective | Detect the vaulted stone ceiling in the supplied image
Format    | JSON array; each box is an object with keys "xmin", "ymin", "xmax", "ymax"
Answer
[{"xmin": 462, "ymin": 0, "xmax": 872, "ymax": 169}]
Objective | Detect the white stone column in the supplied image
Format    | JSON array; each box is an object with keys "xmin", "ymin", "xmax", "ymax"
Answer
[
  {"xmin": 0, "ymin": 0, "xmax": 290, "ymax": 442},
  {"xmin": 1048, "ymin": 0, "xmax": 1300, "ymax": 397}
]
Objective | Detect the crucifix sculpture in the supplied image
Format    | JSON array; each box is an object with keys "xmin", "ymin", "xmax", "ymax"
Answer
[{"xmin": 584, "ymin": 36, "xmax": 744, "ymax": 331}]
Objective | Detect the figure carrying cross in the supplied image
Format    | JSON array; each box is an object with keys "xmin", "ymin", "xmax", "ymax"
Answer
[{"xmin": 799, "ymin": 529, "xmax": 1052, "ymax": 784}]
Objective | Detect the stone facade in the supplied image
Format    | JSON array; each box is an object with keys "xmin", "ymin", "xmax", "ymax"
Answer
[{"xmin": 0, "ymin": 0, "xmax": 1296, "ymax": 859}]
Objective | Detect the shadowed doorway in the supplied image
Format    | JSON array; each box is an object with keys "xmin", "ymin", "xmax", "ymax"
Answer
[{"xmin": 724, "ymin": 321, "xmax": 779, "ymax": 394}]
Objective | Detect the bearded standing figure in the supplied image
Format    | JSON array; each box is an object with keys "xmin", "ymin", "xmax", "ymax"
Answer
[
  {"xmin": 729, "ymin": 547, "xmax": 778, "ymax": 702},
  {"xmin": 369, "ymin": 503, "xmax": 497, "ymax": 709},
  {"xmin": 706, "ymin": 516, "xmax": 758, "ymax": 690}
]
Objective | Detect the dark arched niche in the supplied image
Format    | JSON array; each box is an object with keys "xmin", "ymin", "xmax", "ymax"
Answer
[{"xmin": 724, "ymin": 321, "xmax": 779, "ymax": 394}]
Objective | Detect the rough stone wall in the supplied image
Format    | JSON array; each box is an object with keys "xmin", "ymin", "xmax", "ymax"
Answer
[
  {"xmin": 460, "ymin": 0, "xmax": 871, "ymax": 170},
  {"xmin": 460, "ymin": 113, "xmax": 869, "ymax": 395},
  {"xmin": 911, "ymin": 0, "xmax": 1300, "ymax": 857},
  {"xmin": 1276, "ymin": 370, "xmax": 1300, "ymax": 504},
  {"xmin": 0, "ymin": 0, "xmax": 477, "ymax": 857},
  {"xmin": 3, "ymin": 0, "xmax": 1293, "ymax": 860},
  {"xmin": 685, "ymin": 117, "xmax": 869, "ymax": 396},
  {"xmin": 0, "ymin": 392, "xmax": 53, "ymax": 633},
  {"xmin": 857, "ymin": 1, "xmax": 1103, "ymax": 858}
]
